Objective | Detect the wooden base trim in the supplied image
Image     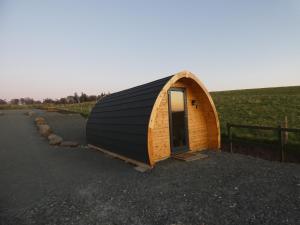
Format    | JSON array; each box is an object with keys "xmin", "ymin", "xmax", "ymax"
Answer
[
  {"xmin": 88, "ymin": 144, "xmax": 152, "ymax": 169},
  {"xmin": 153, "ymin": 155, "xmax": 170, "ymax": 163}
]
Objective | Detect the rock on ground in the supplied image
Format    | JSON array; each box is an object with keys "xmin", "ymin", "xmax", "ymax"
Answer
[
  {"xmin": 60, "ymin": 141, "xmax": 79, "ymax": 147},
  {"xmin": 38, "ymin": 124, "xmax": 52, "ymax": 137},
  {"xmin": 35, "ymin": 117, "xmax": 46, "ymax": 125},
  {"xmin": 40, "ymin": 112, "xmax": 86, "ymax": 145},
  {"xmin": 48, "ymin": 134, "xmax": 63, "ymax": 145}
]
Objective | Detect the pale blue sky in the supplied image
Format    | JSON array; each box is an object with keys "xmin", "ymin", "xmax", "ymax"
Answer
[{"xmin": 1, "ymin": 0, "xmax": 299, "ymax": 100}]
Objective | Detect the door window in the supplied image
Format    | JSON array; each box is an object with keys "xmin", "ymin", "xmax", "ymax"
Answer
[{"xmin": 169, "ymin": 89, "xmax": 187, "ymax": 152}]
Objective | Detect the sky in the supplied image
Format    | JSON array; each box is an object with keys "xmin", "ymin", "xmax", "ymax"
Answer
[{"xmin": 0, "ymin": 0, "xmax": 299, "ymax": 101}]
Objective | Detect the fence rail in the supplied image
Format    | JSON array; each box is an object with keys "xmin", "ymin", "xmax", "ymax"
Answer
[{"xmin": 227, "ymin": 123, "xmax": 300, "ymax": 162}]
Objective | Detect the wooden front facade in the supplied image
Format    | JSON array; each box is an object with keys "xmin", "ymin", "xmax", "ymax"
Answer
[{"xmin": 148, "ymin": 71, "xmax": 220, "ymax": 165}]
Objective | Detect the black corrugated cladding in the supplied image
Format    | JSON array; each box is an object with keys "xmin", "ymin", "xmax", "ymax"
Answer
[{"xmin": 86, "ymin": 75, "xmax": 174, "ymax": 164}]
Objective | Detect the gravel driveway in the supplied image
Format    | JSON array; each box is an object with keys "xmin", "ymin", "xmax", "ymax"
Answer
[{"xmin": 0, "ymin": 110, "xmax": 299, "ymax": 225}]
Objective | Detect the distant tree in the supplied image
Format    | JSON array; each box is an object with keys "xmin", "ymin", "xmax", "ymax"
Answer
[
  {"xmin": 97, "ymin": 93, "xmax": 104, "ymax": 101},
  {"xmin": 97, "ymin": 92, "xmax": 109, "ymax": 101},
  {"xmin": 18, "ymin": 97, "xmax": 35, "ymax": 105},
  {"xmin": 79, "ymin": 92, "xmax": 88, "ymax": 102},
  {"xmin": 58, "ymin": 97, "xmax": 67, "ymax": 104},
  {"xmin": 74, "ymin": 92, "xmax": 80, "ymax": 103},
  {"xmin": 20, "ymin": 98, "xmax": 26, "ymax": 105},
  {"xmin": 10, "ymin": 99, "xmax": 20, "ymax": 105},
  {"xmin": 0, "ymin": 99, "xmax": 7, "ymax": 105},
  {"xmin": 35, "ymin": 92, "xmax": 111, "ymax": 105},
  {"xmin": 66, "ymin": 96, "xmax": 75, "ymax": 104},
  {"xmin": 43, "ymin": 98, "xmax": 55, "ymax": 104},
  {"xmin": 87, "ymin": 95, "xmax": 97, "ymax": 102},
  {"xmin": 34, "ymin": 100, "xmax": 42, "ymax": 104},
  {"xmin": 24, "ymin": 97, "xmax": 34, "ymax": 105}
]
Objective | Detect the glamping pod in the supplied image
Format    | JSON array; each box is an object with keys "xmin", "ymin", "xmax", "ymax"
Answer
[{"xmin": 87, "ymin": 71, "xmax": 220, "ymax": 167}]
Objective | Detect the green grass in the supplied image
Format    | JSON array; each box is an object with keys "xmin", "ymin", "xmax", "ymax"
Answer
[
  {"xmin": 53, "ymin": 86, "xmax": 300, "ymax": 144},
  {"xmin": 55, "ymin": 102, "xmax": 96, "ymax": 117},
  {"xmin": 0, "ymin": 102, "xmax": 96, "ymax": 118},
  {"xmin": 211, "ymin": 86, "xmax": 300, "ymax": 144},
  {"xmin": 3, "ymin": 86, "xmax": 298, "ymax": 145},
  {"xmin": 0, "ymin": 104, "xmax": 43, "ymax": 110}
]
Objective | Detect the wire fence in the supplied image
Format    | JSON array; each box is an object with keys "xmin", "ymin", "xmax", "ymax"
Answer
[{"xmin": 227, "ymin": 123, "xmax": 300, "ymax": 162}]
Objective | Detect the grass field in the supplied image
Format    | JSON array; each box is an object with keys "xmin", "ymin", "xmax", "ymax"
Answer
[
  {"xmin": 59, "ymin": 86, "xmax": 299, "ymax": 144},
  {"xmin": 55, "ymin": 102, "xmax": 96, "ymax": 117},
  {"xmin": 211, "ymin": 86, "xmax": 300, "ymax": 144},
  {"xmin": 1, "ymin": 86, "xmax": 299, "ymax": 144},
  {"xmin": 0, "ymin": 104, "xmax": 41, "ymax": 110},
  {"xmin": 0, "ymin": 102, "xmax": 95, "ymax": 117}
]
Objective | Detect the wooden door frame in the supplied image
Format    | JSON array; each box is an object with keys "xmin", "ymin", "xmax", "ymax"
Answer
[{"xmin": 168, "ymin": 87, "xmax": 189, "ymax": 154}]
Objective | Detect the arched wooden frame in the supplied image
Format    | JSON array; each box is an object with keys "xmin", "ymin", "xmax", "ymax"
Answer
[
  {"xmin": 167, "ymin": 87, "xmax": 189, "ymax": 153},
  {"xmin": 147, "ymin": 71, "xmax": 220, "ymax": 166}
]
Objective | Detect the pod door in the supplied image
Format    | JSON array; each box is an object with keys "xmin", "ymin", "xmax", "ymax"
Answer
[{"xmin": 168, "ymin": 88, "xmax": 189, "ymax": 153}]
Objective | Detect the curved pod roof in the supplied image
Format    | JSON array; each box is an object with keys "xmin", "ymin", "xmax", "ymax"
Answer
[{"xmin": 86, "ymin": 71, "xmax": 220, "ymax": 167}]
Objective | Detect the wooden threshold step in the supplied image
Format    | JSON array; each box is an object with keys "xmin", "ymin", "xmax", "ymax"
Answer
[{"xmin": 172, "ymin": 151, "xmax": 208, "ymax": 162}]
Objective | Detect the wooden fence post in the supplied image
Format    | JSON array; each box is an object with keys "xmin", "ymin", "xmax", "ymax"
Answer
[
  {"xmin": 282, "ymin": 116, "xmax": 288, "ymax": 162},
  {"xmin": 227, "ymin": 123, "xmax": 233, "ymax": 153},
  {"xmin": 282, "ymin": 116, "xmax": 288, "ymax": 144},
  {"xmin": 278, "ymin": 125, "xmax": 284, "ymax": 162}
]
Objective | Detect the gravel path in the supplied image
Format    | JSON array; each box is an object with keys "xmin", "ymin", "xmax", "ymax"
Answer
[
  {"xmin": 0, "ymin": 110, "xmax": 299, "ymax": 225},
  {"xmin": 35, "ymin": 110, "xmax": 87, "ymax": 144}
]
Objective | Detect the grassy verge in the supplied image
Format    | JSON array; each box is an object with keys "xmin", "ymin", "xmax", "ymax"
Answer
[
  {"xmin": 2, "ymin": 86, "xmax": 298, "ymax": 146},
  {"xmin": 0, "ymin": 102, "xmax": 96, "ymax": 118},
  {"xmin": 54, "ymin": 102, "xmax": 96, "ymax": 117},
  {"xmin": 0, "ymin": 104, "xmax": 43, "ymax": 110},
  {"xmin": 211, "ymin": 86, "xmax": 300, "ymax": 145}
]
